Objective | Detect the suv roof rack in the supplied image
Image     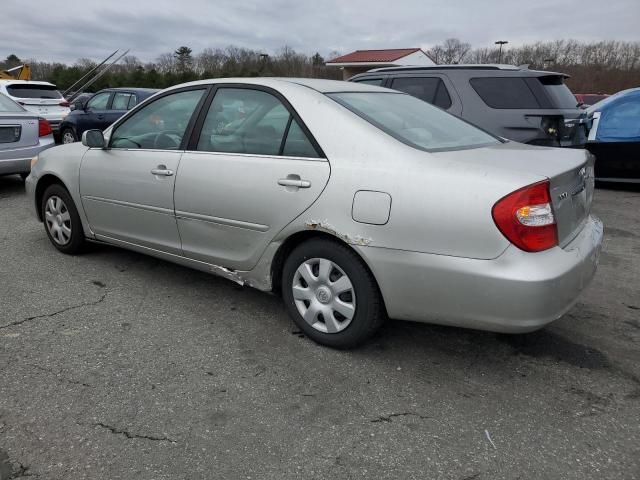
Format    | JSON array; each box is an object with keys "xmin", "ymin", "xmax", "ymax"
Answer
[{"xmin": 367, "ymin": 64, "xmax": 523, "ymax": 73}]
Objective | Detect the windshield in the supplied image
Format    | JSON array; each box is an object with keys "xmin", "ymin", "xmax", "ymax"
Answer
[
  {"xmin": 328, "ymin": 92, "xmax": 500, "ymax": 152},
  {"xmin": 0, "ymin": 93, "xmax": 24, "ymax": 112},
  {"xmin": 6, "ymin": 84, "xmax": 63, "ymax": 99}
]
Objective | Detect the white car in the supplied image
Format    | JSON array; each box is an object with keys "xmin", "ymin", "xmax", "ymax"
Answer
[{"xmin": 0, "ymin": 80, "xmax": 70, "ymax": 133}]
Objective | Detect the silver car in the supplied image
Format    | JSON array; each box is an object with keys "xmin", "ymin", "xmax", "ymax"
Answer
[
  {"xmin": 25, "ymin": 78, "xmax": 603, "ymax": 348},
  {"xmin": 0, "ymin": 93, "xmax": 55, "ymax": 178}
]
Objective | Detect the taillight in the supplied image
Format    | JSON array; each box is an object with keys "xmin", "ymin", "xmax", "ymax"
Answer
[
  {"xmin": 59, "ymin": 101, "xmax": 70, "ymax": 107},
  {"xmin": 492, "ymin": 180, "xmax": 558, "ymax": 252},
  {"xmin": 38, "ymin": 118, "xmax": 52, "ymax": 137}
]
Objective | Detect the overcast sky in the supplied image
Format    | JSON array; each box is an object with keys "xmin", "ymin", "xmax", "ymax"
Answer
[{"xmin": 2, "ymin": 0, "xmax": 638, "ymax": 64}]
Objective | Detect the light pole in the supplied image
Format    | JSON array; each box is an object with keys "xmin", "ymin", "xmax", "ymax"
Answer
[{"xmin": 495, "ymin": 40, "xmax": 508, "ymax": 64}]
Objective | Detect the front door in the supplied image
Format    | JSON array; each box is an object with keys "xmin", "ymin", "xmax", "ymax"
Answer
[
  {"xmin": 79, "ymin": 88, "xmax": 207, "ymax": 254},
  {"xmin": 175, "ymin": 86, "xmax": 330, "ymax": 271}
]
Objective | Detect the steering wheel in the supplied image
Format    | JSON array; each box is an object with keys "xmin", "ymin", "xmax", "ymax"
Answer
[{"xmin": 153, "ymin": 131, "xmax": 182, "ymax": 149}]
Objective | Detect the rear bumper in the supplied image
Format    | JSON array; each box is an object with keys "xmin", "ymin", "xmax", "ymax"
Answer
[
  {"xmin": 0, "ymin": 138, "xmax": 55, "ymax": 175},
  {"xmin": 361, "ymin": 215, "xmax": 604, "ymax": 333}
]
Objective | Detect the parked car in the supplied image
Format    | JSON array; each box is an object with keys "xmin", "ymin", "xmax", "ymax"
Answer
[
  {"xmin": 0, "ymin": 93, "xmax": 54, "ymax": 178},
  {"xmin": 0, "ymin": 80, "xmax": 69, "ymax": 133},
  {"xmin": 59, "ymin": 88, "xmax": 159, "ymax": 144},
  {"xmin": 26, "ymin": 78, "xmax": 603, "ymax": 348},
  {"xmin": 583, "ymin": 87, "xmax": 640, "ymax": 182},
  {"xmin": 350, "ymin": 65, "xmax": 585, "ymax": 147},
  {"xmin": 575, "ymin": 93, "xmax": 609, "ymax": 108}
]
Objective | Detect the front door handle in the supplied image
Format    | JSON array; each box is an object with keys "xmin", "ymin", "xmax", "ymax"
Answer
[
  {"xmin": 151, "ymin": 166, "xmax": 174, "ymax": 176},
  {"xmin": 278, "ymin": 178, "xmax": 311, "ymax": 188}
]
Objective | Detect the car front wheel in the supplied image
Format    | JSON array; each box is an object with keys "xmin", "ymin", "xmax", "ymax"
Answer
[
  {"xmin": 42, "ymin": 184, "xmax": 85, "ymax": 254},
  {"xmin": 282, "ymin": 238, "xmax": 385, "ymax": 348}
]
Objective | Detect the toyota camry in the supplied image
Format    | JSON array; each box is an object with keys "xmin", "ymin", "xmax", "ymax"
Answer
[{"xmin": 26, "ymin": 78, "xmax": 603, "ymax": 348}]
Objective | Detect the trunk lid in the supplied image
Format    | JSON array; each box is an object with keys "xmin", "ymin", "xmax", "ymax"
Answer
[
  {"xmin": 434, "ymin": 141, "xmax": 594, "ymax": 247},
  {"xmin": 0, "ymin": 113, "xmax": 40, "ymax": 150}
]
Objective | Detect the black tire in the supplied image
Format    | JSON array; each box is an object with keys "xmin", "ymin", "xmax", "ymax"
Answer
[
  {"xmin": 61, "ymin": 127, "xmax": 77, "ymax": 144},
  {"xmin": 41, "ymin": 184, "xmax": 85, "ymax": 254},
  {"xmin": 282, "ymin": 238, "xmax": 385, "ymax": 348}
]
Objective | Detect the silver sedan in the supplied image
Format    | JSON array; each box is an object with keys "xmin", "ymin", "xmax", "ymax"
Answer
[
  {"xmin": 26, "ymin": 78, "xmax": 603, "ymax": 348},
  {"xmin": 0, "ymin": 93, "xmax": 54, "ymax": 178}
]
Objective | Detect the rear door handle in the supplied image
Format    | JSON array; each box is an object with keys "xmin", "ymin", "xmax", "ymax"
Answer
[
  {"xmin": 278, "ymin": 178, "xmax": 311, "ymax": 188},
  {"xmin": 151, "ymin": 167, "xmax": 174, "ymax": 176}
]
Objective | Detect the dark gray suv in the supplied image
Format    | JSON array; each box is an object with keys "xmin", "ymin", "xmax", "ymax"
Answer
[{"xmin": 350, "ymin": 65, "xmax": 585, "ymax": 147}]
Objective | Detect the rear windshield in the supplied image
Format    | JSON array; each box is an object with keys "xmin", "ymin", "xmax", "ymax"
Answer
[
  {"xmin": 6, "ymin": 84, "xmax": 62, "ymax": 99},
  {"xmin": 328, "ymin": 92, "xmax": 500, "ymax": 152},
  {"xmin": 0, "ymin": 93, "xmax": 24, "ymax": 112},
  {"xmin": 538, "ymin": 76, "xmax": 578, "ymax": 109}
]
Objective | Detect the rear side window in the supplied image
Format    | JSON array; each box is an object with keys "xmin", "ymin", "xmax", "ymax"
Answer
[
  {"xmin": 6, "ymin": 84, "xmax": 62, "ymax": 99},
  {"xmin": 537, "ymin": 76, "xmax": 578, "ymax": 109},
  {"xmin": 112, "ymin": 92, "xmax": 134, "ymax": 110},
  {"xmin": 390, "ymin": 77, "xmax": 452, "ymax": 109},
  {"xmin": 355, "ymin": 78, "xmax": 383, "ymax": 86},
  {"xmin": 196, "ymin": 88, "xmax": 319, "ymax": 158},
  {"xmin": 470, "ymin": 77, "xmax": 540, "ymax": 109}
]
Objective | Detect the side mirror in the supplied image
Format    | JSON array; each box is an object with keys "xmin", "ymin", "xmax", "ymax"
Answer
[
  {"xmin": 82, "ymin": 130, "xmax": 106, "ymax": 148},
  {"xmin": 71, "ymin": 100, "xmax": 85, "ymax": 111}
]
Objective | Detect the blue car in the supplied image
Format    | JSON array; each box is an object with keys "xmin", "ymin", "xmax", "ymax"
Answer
[
  {"xmin": 584, "ymin": 87, "xmax": 640, "ymax": 183},
  {"xmin": 59, "ymin": 88, "xmax": 158, "ymax": 144}
]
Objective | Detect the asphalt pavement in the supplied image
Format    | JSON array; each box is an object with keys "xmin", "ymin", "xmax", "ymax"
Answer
[{"xmin": 0, "ymin": 174, "xmax": 638, "ymax": 480}]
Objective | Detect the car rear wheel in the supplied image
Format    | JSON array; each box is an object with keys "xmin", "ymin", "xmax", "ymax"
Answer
[
  {"xmin": 282, "ymin": 238, "xmax": 385, "ymax": 348},
  {"xmin": 61, "ymin": 128, "xmax": 77, "ymax": 144},
  {"xmin": 42, "ymin": 184, "xmax": 85, "ymax": 254}
]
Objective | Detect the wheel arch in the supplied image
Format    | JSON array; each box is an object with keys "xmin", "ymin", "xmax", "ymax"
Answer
[
  {"xmin": 270, "ymin": 230, "xmax": 388, "ymax": 315},
  {"xmin": 34, "ymin": 174, "xmax": 72, "ymax": 221}
]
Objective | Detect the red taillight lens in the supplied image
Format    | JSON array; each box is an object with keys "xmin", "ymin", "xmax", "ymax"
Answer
[
  {"xmin": 59, "ymin": 101, "xmax": 70, "ymax": 107},
  {"xmin": 492, "ymin": 180, "xmax": 558, "ymax": 252},
  {"xmin": 38, "ymin": 118, "xmax": 52, "ymax": 137}
]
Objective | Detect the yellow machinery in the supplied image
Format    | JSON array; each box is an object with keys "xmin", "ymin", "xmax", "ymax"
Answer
[{"xmin": 0, "ymin": 64, "xmax": 31, "ymax": 80}]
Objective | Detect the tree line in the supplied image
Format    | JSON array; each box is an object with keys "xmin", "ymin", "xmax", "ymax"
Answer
[
  {"xmin": 427, "ymin": 39, "xmax": 640, "ymax": 93},
  {"xmin": 2, "ymin": 39, "xmax": 639, "ymax": 95}
]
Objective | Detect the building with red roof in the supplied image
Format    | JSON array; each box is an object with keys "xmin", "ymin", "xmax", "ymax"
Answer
[{"xmin": 326, "ymin": 48, "xmax": 435, "ymax": 79}]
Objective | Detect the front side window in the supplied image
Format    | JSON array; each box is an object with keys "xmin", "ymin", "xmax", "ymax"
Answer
[
  {"xmin": 112, "ymin": 92, "xmax": 133, "ymax": 110},
  {"xmin": 87, "ymin": 92, "xmax": 111, "ymax": 111},
  {"xmin": 110, "ymin": 89, "xmax": 205, "ymax": 150},
  {"xmin": 470, "ymin": 77, "xmax": 540, "ymax": 109},
  {"xmin": 390, "ymin": 77, "xmax": 452, "ymax": 109},
  {"xmin": 196, "ymin": 88, "xmax": 318, "ymax": 157},
  {"xmin": 329, "ymin": 92, "xmax": 500, "ymax": 152}
]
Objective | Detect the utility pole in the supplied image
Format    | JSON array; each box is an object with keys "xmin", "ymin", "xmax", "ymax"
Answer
[{"xmin": 495, "ymin": 40, "xmax": 508, "ymax": 64}]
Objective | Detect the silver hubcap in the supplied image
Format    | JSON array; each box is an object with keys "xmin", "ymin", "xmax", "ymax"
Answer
[
  {"xmin": 292, "ymin": 258, "xmax": 356, "ymax": 334},
  {"xmin": 44, "ymin": 196, "xmax": 72, "ymax": 245},
  {"xmin": 62, "ymin": 132, "xmax": 75, "ymax": 144}
]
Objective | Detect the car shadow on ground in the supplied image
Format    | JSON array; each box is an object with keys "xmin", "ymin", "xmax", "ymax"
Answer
[{"xmin": 0, "ymin": 174, "xmax": 26, "ymax": 197}]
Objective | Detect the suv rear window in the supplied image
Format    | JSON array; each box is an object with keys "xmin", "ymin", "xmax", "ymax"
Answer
[
  {"xmin": 470, "ymin": 77, "xmax": 540, "ymax": 109},
  {"xmin": 537, "ymin": 75, "xmax": 578, "ymax": 108},
  {"xmin": 390, "ymin": 77, "xmax": 452, "ymax": 109},
  {"xmin": 6, "ymin": 84, "xmax": 62, "ymax": 99}
]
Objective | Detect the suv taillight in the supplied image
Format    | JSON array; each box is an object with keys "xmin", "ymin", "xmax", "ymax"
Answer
[
  {"xmin": 38, "ymin": 118, "xmax": 52, "ymax": 137},
  {"xmin": 492, "ymin": 180, "xmax": 558, "ymax": 252},
  {"xmin": 59, "ymin": 101, "xmax": 70, "ymax": 107}
]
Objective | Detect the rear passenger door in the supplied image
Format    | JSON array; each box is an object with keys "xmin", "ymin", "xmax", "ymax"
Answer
[
  {"xmin": 174, "ymin": 86, "xmax": 330, "ymax": 271},
  {"xmin": 388, "ymin": 75, "xmax": 462, "ymax": 115}
]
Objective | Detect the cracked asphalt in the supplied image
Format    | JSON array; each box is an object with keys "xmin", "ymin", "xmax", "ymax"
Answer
[{"xmin": 0, "ymin": 174, "xmax": 639, "ymax": 480}]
